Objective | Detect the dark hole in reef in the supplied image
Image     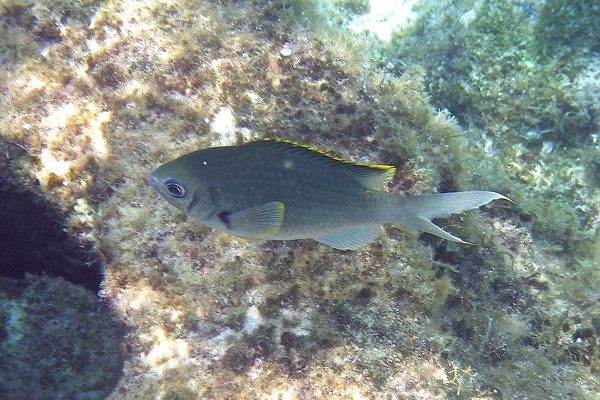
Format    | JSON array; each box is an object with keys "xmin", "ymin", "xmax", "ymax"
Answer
[
  {"xmin": 0, "ymin": 142, "xmax": 125, "ymax": 399},
  {"xmin": 0, "ymin": 178, "xmax": 102, "ymax": 291}
]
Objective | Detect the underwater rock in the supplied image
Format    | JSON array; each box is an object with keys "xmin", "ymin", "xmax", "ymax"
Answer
[{"xmin": 0, "ymin": 274, "xmax": 126, "ymax": 399}]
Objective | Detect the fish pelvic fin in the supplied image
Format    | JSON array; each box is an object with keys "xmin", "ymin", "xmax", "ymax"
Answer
[{"xmin": 395, "ymin": 191, "xmax": 509, "ymax": 244}]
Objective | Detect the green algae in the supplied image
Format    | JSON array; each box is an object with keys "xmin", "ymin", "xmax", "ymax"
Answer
[
  {"xmin": 535, "ymin": 0, "xmax": 600, "ymax": 60},
  {"xmin": 378, "ymin": 0, "xmax": 599, "ymax": 257},
  {"xmin": 374, "ymin": 0, "xmax": 600, "ymax": 396}
]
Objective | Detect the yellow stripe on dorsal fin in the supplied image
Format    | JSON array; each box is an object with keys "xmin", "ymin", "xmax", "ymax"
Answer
[
  {"xmin": 254, "ymin": 138, "xmax": 396, "ymax": 189},
  {"xmin": 337, "ymin": 163, "xmax": 396, "ymax": 189}
]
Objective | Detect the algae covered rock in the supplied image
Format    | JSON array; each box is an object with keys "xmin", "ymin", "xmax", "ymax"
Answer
[{"xmin": 1, "ymin": 0, "xmax": 599, "ymax": 398}]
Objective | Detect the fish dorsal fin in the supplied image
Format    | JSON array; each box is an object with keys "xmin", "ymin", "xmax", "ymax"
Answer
[
  {"xmin": 223, "ymin": 201, "xmax": 285, "ymax": 239},
  {"xmin": 253, "ymin": 139, "xmax": 396, "ymax": 189},
  {"xmin": 336, "ymin": 164, "xmax": 395, "ymax": 189},
  {"xmin": 314, "ymin": 224, "xmax": 381, "ymax": 250}
]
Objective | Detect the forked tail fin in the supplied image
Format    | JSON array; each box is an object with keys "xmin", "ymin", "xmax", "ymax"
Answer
[{"xmin": 397, "ymin": 191, "xmax": 509, "ymax": 244}]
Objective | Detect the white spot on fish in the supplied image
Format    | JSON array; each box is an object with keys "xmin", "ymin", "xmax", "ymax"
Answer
[{"xmin": 283, "ymin": 160, "xmax": 294, "ymax": 170}]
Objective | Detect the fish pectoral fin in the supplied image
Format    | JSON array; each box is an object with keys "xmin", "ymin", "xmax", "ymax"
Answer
[
  {"xmin": 226, "ymin": 201, "xmax": 285, "ymax": 239},
  {"xmin": 314, "ymin": 225, "xmax": 381, "ymax": 250}
]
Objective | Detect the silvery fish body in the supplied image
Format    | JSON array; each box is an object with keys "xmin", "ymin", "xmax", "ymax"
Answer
[{"xmin": 148, "ymin": 139, "xmax": 507, "ymax": 250}]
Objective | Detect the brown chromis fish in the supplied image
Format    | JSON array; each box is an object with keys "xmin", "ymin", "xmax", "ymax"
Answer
[{"xmin": 148, "ymin": 139, "xmax": 508, "ymax": 250}]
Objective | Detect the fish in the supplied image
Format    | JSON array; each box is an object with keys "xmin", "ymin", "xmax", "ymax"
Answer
[{"xmin": 148, "ymin": 139, "xmax": 508, "ymax": 250}]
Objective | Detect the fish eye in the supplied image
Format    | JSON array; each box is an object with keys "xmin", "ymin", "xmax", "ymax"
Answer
[{"xmin": 164, "ymin": 179, "xmax": 186, "ymax": 198}]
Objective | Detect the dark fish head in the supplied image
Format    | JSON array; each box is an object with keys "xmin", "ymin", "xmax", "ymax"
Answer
[{"xmin": 148, "ymin": 154, "xmax": 216, "ymax": 221}]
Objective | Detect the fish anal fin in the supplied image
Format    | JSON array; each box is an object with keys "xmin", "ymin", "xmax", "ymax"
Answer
[
  {"xmin": 314, "ymin": 224, "xmax": 381, "ymax": 250},
  {"xmin": 227, "ymin": 201, "xmax": 285, "ymax": 239}
]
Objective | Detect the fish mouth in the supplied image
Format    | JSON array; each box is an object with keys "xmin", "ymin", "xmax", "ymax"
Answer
[{"xmin": 147, "ymin": 171, "xmax": 158, "ymax": 190}]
